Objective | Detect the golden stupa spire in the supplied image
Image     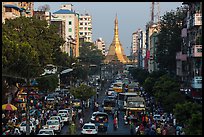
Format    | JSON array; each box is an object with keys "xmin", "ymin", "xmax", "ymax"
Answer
[{"xmin": 104, "ymin": 14, "xmax": 130, "ymax": 64}]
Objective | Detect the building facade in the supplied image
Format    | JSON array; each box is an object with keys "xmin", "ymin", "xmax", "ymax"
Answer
[
  {"xmin": 79, "ymin": 13, "xmax": 92, "ymax": 42},
  {"xmin": 177, "ymin": 2, "xmax": 202, "ymax": 99},
  {"xmin": 33, "ymin": 10, "xmax": 51, "ymax": 25},
  {"xmin": 53, "ymin": 4, "xmax": 79, "ymax": 57},
  {"xmin": 2, "ymin": 2, "xmax": 34, "ymax": 23},
  {"xmin": 94, "ymin": 38, "xmax": 106, "ymax": 55},
  {"xmin": 145, "ymin": 23, "xmax": 160, "ymax": 72}
]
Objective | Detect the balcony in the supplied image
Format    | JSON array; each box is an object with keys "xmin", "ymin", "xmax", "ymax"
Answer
[
  {"xmin": 191, "ymin": 76, "xmax": 202, "ymax": 89},
  {"xmin": 193, "ymin": 13, "xmax": 202, "ymax": 26},
  {"xmin": 176, "ymin": 51, "xmax": 187, "ymax": 61},
  {"xmin": 191, "ymin": 45, "xmax": 202, "ymax": 57}
]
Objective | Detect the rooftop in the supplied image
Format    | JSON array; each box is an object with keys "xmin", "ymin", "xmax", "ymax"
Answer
[{"xmin": 53, "ymin": 9, "xmax": 76, "ymax": 14}]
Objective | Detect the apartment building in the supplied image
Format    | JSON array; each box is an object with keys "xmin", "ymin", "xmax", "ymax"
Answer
[
  {"xmin": 94, "ymin": 38, "xmax": 106, "ymax": 55},
  {"xmin": 79, "ymin": 13, "xmax": 92, "ymax": 42},
  {"xmin": 53, "ymin": 4, "xmax": 79, "ymax": 57},
  {"xmin": 33, "ymin": 10, "xmax": 51, "ymax": 25},
  {"xmin": 2, "ymin": 2, "xmax": 34, "ymax": 23},
  {"xmin": 145, "ymin": 23, "xmax": 160, "ymax": 72},
  {"xmin": 177, "ymin": 2, "xmax": 202, "ymax": 99}
]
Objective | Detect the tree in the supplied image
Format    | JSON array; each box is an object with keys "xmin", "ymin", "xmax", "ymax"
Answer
[
  {"xmin": 153, "ymin": 74, "xmax": 180, "ymax": 111},
  {"xmin": 156, "ymin": 7, "xmax": 187, "ymax": 74},
  {"xmin": 2, "ymin": 16, "xmax": 66, "ymax": 80},
  {"xmin": 36, "ymin": 74, "xmax": 58, "ymax": 92},
  {"xmin": 70, "ymin": 84, "xmax": 96, "ymax": 102},
  {"xmin": 173, "ymin": 102, "xmax": 202, "ymax": 135},
  {"xmin": 129, "ymin": 68, "xmax": 149, "ymax": 85}
]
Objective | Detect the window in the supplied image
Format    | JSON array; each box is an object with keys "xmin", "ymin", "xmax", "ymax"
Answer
[
  {"xmin": 5, "ymin": 8, "xmax": 12, "ymax": 12},
  {"xmin": 80, "ymin": 23, "xmax": 83, "ymax": 25},
  {"xmin": 85, "ymin": 32, "xmax": 87, "ymax": 35},
  {"xmin": 197, "ymin": 48, "xmax": 202, "ymax": 53},
  {"xmin": 69, "ymin": 21, "xmax": 72, "ymax": 25},
  {"xmin": 85, "ymin": 23, "xmax": 87, "ymax": 25},
  {"xmin": 69, "ymin": 28, "xmax": 72, "ymax": 32}
]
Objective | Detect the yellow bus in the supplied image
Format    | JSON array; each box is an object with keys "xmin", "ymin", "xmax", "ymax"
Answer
[{"xmin": 112, "ymin": 82, "xmax": 123, "ymax": 93}]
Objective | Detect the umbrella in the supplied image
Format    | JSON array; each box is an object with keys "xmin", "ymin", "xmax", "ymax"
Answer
[{"xmin": 2, "ymin": 104, "xmax": 17, "ymax": 111}]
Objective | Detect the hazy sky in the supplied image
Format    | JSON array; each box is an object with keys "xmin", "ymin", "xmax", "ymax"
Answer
[{"xmin": 34, "ymin": 2, "xmax": 182, "ymax": 56}]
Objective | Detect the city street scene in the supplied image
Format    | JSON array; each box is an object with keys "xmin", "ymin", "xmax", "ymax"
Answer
[{"xmin": 2, "ymin": 2, "xmax": 202, "ymax": 135}]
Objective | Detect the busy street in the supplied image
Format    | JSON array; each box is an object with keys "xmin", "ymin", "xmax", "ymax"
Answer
[{"xmin": 2, "ymin": 2, "xmax": 202, "ymax": 135}]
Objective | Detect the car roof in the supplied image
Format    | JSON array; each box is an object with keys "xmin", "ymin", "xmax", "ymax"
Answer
[
  {"xmin": 84, "ymin": 122, "xmax": 95, "ymax": 126},
  {"xmin": 39, "ymin": 129, "xmax": 54, "ymax": 131}
]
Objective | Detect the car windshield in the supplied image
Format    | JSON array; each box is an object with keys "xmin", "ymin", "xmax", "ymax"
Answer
[
  {"xmin": 39, "ymin": 130, "xmax": 53, "ymax": 135},
  {"xmin": 59, "ymin": 113, "xmax": 67, "ymax": 117},
  {"xmin": 47, "ymin": 120, "xmax": 59, "ymax": 125},
  {"xmin": 50, "ymin": 117, "xmax": 58, "ymax": 120},
  {"xmin": 83, "ymin": 125, "xmax": 95, "ymax": 129}
]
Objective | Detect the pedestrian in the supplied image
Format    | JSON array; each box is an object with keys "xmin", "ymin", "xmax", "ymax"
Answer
[
  {"xmin": 113, "ymin": 116, "xmax": 118, "ymax": 130},
  {"xmin": 130, "ymin": 121, "xmax": 134, "ymax": 135},
  {"xmin": 79, "ymin": 117, "xmax": 84, "ymax": 129},
  {"xmin": 69, "ymin": 122, "xmax": 76, "ymax": 135}
]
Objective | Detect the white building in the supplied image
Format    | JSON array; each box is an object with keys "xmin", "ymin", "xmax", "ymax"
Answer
[
  {"xmin": 94, "ymin": 38, "xmax": 106, "ymax": 55},
  {"xmin": 53, "ymin": 4, "xmax": 79, "ymax": 57},
  {"xmin": 79, "ymin": 13, "xmax": 92, "ymax": 42}
]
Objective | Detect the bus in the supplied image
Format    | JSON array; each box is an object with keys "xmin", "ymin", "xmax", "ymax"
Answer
[
  {"xmin": 117, "ymin": 92, "xmax": 139, "ymax": 110},
  {"xmin": 124, "ymin": 96, "xmax": 146, "ymax": 124},
  {"xmin": 112, "ymin": 82, "xmax": 123, "ymax": 93},
  {"xmin": 102, "ymin": 97, "xmax": 117, "ymax": 114}
]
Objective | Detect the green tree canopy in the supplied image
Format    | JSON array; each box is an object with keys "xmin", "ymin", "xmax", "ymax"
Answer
[
  {"xmin": 70, "ymin": 84, "xmax": 96, "ymax": 101},
  {"xmin": 129, "ymin": 68, "xmax": 149, "ymax": 85},
  {"xmin": 156, "ymin": 7, "xmax": 187, "ymax": 74},
  {"xmin": 36, "ymin": 74, "xmax": 58, "ymax": 92},
  {"xmin": 2, "ymin": 16, "xmax": 67, "ymax": 80},
  {"xmin": 173, "ymin": 102, "xmax": 202, "ymax": 135}
]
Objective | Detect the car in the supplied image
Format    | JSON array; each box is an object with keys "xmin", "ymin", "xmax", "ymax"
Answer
[
  {"xmin": 37, "ymin": 129, "xmax": 55, "ymax": 135},
  {"xmin": 58, "ymin": 113, "xmax": 70, "ymax": 124},
  {"xmin": 46, "ymin": 96, "xmax": 55, "ymax": 101},
  {"xmin": 44, "ymin": 120, "xmax": 61, "ymax": 133},
  {"xmin": 19, "ymin": 121, "xmax": 36, "ymax": 133},
  {"xmin": 58, "ymin": 109, "xmax": 69, "ymax": 115},
  {"xmin": 49, "ymin": 116, "xmax": 64, "ymax": 127},
  {"xmin": 81, "ymin": 122, "xmax": 98, "ymax": 135}
]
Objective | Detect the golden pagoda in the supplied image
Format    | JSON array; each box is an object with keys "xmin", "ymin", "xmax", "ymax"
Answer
[{"xmin": 104, "ymin": 15, "xmax": 130, "ymax": 64}]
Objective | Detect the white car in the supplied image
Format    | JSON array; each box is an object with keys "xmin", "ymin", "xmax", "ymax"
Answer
[
  {"xmin": 81, "ymin": 122, "xmax": 98, "ymax": 135},
  {"xmin": 58, "ymin": 113, "xmax": 69, "ymax": 124},
  {"xmin": 37, "ymin": 129, "xmax": 55, "ymax": 135},
  {"xmin": 49, "ymin": 116, "xmax": 64, "ymax": 127},
  {"xmin": 58, "ymin": 109, "xmax": 69, "ymax": 115},
  {"xmin": 19, "ymin": 121, "xmax": 36, "ymax": 133},
  {"xmin": 44, "ymin": 120, "xmax": 61, "ymax": 133}
]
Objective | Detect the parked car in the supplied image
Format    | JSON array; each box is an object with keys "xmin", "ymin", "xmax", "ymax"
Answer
[
  {"xmin": 37, "ymin": 129, "xmax": 55, "ymax": 135},
  {"xmin": 43, "ymin": 120, "xmax": 61, "ymax": 133},
  {"xmin": 81, "ymin": 122, "xmax": 98, "ymax": 135},
  {"xmin": 19, "ymin": 121, "xmax": 36, "ymax": 133}
]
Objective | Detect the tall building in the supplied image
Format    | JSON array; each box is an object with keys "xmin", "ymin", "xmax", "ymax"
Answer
[
  {"xmin": 79, "ymin": 13, "xmax": 92, "ymax": 42},
  {"xmin": 94, "ymin": 38, "xmax": 106, "ymax": 55},
  {"xmin": 145, "ymin": 23, "xmax": 160, "ymax": 72},
  {"xmin": 177, "ymin": 2, "xmax": 202, "ymax": 99},
  {"xmin": 131, "ymin": 29, "xmax": 146, "ymax": 68},
  {"xmin": 53, "ymin": 4, "xmax": 79, "ymax": 57},
  {"xmin": 2, "ymin": 2, "xmax": 34, "ymax": 23},
  {"xmin": 104, "ymin": 15, "xmax": 130, "ymax": 64}
]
